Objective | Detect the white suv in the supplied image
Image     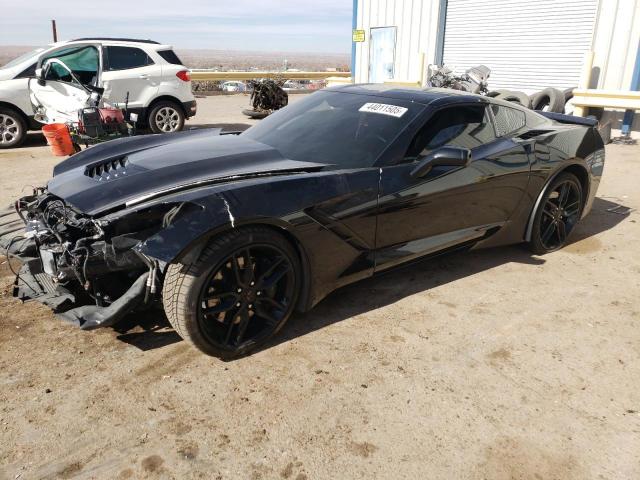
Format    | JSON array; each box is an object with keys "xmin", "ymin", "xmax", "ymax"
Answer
[{"xmin": 0, "ymin": 38, "xmax": 197, "ymax": 148}]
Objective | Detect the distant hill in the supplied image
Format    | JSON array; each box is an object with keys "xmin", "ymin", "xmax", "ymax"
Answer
[
  {"xmin": 0, "ymin": 45, "xmax": 36, "ymax": 67},
  {"xmin": 0, "ymin": 45, "xmax": 349, "ymax": 71}
]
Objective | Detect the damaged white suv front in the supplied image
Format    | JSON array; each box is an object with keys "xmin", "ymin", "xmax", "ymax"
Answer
[{"xmin": 0, "ymin": 38, "xmax": 197, "ymax": 148}]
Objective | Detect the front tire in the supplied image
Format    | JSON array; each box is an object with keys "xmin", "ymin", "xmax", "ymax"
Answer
[
  {"xmin": 148, "ymin": 101, "xmax": 185, "ymax": 134},
  {"xmin": 529, "ymin": 172, "xmax": 583, "ymax": 255},
  {"xmin": 162, "ymin": 226, "xmax": 301, "ymax": 357},
  {"xmin": 0, "ymin": 107, "xmax": 27, "ymax": 149}
]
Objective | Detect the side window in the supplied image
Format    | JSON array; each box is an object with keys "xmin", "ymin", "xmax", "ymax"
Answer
[
  {"xmin": 404, "ymin": 105, "xmax": 496, "ymax": 162},
  {"xmin": 104, "ymin": 46, "xmax": 154, "ymax": 71},
  {"xmin": 44, "ymin": 62, "xmax": 75, "ymax": 83},
  {"xmin": 157, "ymin": 49, "xmax": 183, "ymax": 65},
  {"xmin": 491, "ymin": 105, "xmax": 526, "ymax": 137},
  {"xmin": 14, "ymin": 63, "xmax": 37, "ymax": 79},
  {"xmin": 41, "ymin": 46, "xmax": 99, "ymax": 85}
]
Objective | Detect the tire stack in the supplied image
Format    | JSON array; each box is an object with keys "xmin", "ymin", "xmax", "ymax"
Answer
[
  {"xmin": 487, "ymin": 87, "xmax": 608, "ymax": 142},
  {"xmin": 487, "ymin": 87, "xmax": 575, "ymax": 113}
]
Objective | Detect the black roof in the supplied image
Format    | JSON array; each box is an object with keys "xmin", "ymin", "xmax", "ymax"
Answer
[
  {"xmin": 330, "ymin": 83, "xmax": 488, "ymax": 106},
  {"xmin": 70, "ymin": 38, "xmax": 160, "ymax": 44}
]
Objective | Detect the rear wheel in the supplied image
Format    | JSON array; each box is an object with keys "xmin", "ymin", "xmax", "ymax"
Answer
[
  {"xmin": 148, "ymin": 101, "xmax": 185, "ymax": 133},
  {"xmin": 162, "ymin": 226, "xmax": 301, "ymax": 357},
  {"xmin": 0, "ymin": 107, "xmax": 27, "ymax": 149},
  {"xmin": 529, "ymin": 173, "xmax": 583, "ymax": 254}
]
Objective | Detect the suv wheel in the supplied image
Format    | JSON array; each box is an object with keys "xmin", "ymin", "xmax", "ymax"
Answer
[
  {"xmin": 148, "ymin": 101, "xmax": 185, "ymax": 134},
  {"xmin": 0, "ymin": 108, "xmax": 27, "ymax": 149}
]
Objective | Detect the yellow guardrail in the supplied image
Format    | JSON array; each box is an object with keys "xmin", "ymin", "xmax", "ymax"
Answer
[{"xmin": 190, "ymin": 71, "xmax": 351, "ymax": 81}]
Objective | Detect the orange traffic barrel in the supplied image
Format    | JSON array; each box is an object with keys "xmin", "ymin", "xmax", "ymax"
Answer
[{"xmin": 42, "ymin": 123, "xmax": 75, "ymax": 156}]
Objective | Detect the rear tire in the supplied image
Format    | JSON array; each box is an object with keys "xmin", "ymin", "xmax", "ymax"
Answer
[
  {"xmin": 0, "ymin": 107, "xmax": 27, "ymax": 149},
  {"xmin": 148, "ymin": 101, "xmax": 185, "ymax": 134},
  {"xmin": 529, "ymin": 172, "xmax": 583, "ymax": 255},
  {"xmin": 162, "ymin": 226, "xmax": 301, "ymax": 358},
  {"xmin": 242, "ymin": 109, "xmax": 269, "ymax": 119},
  {"xmin": 496, "ymin": 90, "xmax": 531, "ymax": 108},
  {"xmin": 531, "ymin": 88, "xmax": 565, "ymax": 113}
]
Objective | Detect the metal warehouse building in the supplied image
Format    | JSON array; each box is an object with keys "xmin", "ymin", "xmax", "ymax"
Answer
[{"xmin": 352, "ymin": 0, "xmax": 640, "ymax": 136}]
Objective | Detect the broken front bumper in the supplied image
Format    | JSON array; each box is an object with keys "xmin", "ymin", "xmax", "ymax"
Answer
[
  {"xmin": 2, "ymin": 205, "xmax": 149, "ymax": 330},
  {"xmin": 12, "ymin": 259, "xmax": 149, "ymax": 330}
]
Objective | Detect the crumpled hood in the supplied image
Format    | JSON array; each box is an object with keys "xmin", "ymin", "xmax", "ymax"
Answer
[{"xmin": 48, "ymin": 129, "xmax": 324, "ymax": 215}]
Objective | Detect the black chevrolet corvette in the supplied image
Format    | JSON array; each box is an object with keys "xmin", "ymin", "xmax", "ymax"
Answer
[{"xmin": 1, "ymin": 85, "xmax": 605, "ymax": 357}]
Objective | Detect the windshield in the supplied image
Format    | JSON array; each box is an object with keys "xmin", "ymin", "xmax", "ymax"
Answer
[
  {"xmin": 2, "ymin": 47, "xmax": 45, "ymax": 69},
  {"xmin": 243, "ymin": 91, "xmax": 423, "ymax": 168}
]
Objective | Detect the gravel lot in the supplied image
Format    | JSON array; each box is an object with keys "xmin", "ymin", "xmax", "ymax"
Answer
[{"xmin": 0, "ymin": 95, "xmax": 639, "ymax": 480}]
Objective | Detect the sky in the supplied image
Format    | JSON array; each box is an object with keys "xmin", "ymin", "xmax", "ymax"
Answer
[{"xmin": 0, "ymin": 0, "xmax": 353, "ymax": 53}]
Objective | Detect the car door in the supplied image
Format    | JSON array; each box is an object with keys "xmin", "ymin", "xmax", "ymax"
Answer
[
  {"xmin": 100, "ymin": 46, "xmax": 161, "ymax": 108},
  {"xmin": 28, "ymin": 54, "xmax": 97, "ymax": 123},
  {"xmin": 374, "ymin": 103, "xmax": 531, "ymax": 271}
]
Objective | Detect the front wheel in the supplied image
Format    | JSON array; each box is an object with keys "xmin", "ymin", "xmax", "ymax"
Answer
[
  {"xmin": 529, "ymin": 172, "xmax": 583, "ymax": 255},
  {"xmin": 162, "ymin": 227, "xmax": 301, "ymax": 357},
  {"xmin": 0, "ymin": 107, "xmax": 27, "ymax": 149},
  {"xmin": 148, "ymin": 101, "xmax": 185, "ymax": 134}
]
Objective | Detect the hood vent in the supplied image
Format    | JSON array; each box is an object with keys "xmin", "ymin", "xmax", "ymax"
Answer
[{"xmin": 85, "ymin": 156, "xmax": 128, "ymax": 181}]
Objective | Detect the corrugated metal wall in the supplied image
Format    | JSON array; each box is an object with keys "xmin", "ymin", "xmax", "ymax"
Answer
[
  {"xmin": 354, "ymin": 0, "xmax": 640, "ymax": 92},
  {"xmin": 592, "ymin": 0, "xmax": 640, "ymax": 90},
  {"xmin": 442, "ymin": 0, "xmax": 599, "ymax": 93},
  {"xmin": 592, "ymin": 0, "xmax": 640, "ymax": 137},
  {"xmin": 354, "ymin": 0, "xmax": 440, "ymax": 83}
]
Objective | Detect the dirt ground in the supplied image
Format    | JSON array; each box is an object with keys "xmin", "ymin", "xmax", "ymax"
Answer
[{"xmin": 0, "ymin": 95, "xmax": 639, "ymax": 480}]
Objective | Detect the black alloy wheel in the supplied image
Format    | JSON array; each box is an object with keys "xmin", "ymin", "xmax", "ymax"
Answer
[
  {"xmin": 197, "ymin": 245, "xmax": 296, "ymax": 351},
  {"xmin": 163, "ymin": 226, "xmax": 301, "ymax": 358},
  {"xmin": 530, "ymin": 173, "xmax": 583, "ymax": 254}
]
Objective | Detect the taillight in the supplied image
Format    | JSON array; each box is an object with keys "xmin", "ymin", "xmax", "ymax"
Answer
[{"xmin": 176, "ymin": 70, "xmax": 191, "ymax": 82}]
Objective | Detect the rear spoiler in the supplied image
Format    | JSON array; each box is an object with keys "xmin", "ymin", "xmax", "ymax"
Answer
[{"xmin": 539, "ymin": 111, "xmax": 598, "ymax": 127}]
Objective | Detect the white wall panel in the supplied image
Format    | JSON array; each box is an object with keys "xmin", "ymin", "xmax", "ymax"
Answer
[{"xmin": 354, "ymin": 0, "xmax": 440, "ymax": 83}]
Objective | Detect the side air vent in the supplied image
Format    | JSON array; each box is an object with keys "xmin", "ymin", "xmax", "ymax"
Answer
[
  {"xmin": 85, "ymin": 156, "xmax": 128, "ymax": 180},
  {"xmin": 518, "ymin": 129, "xmax": 553, "ymax": 140}
]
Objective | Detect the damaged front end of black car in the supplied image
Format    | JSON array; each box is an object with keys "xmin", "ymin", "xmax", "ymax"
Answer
[
  {"xmin": 0, "ymin": 127, "xmax": 328, "ymax": 340},
  {"xmin": 2, "ymin": 192, "xmax": 190, "ymax": 330}
]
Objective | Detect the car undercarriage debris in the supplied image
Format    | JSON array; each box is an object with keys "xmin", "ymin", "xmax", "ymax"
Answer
[{"xmin": 1, "ymin": 190, "xmax": 166, "ymax": 328}]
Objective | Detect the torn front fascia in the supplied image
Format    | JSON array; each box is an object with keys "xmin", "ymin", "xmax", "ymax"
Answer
[
  {"xmin": 13, "ymin": 258, "xmax": 150, "ymax": 330},
  {"xmin": 7, "ymin": 195, "xmax": 175, "ymax": 330}
]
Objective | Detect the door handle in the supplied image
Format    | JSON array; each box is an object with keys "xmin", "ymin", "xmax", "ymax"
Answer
[{"xmin": 139, "ymin": 74, "xmax": 149, "ymax": 79}]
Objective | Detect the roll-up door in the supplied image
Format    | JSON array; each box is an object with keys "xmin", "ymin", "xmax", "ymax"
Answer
[{"xmin": 442, "ymin": 0, "xmax": 599, "ymax": 93}]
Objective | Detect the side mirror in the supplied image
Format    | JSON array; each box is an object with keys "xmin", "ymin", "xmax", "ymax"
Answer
[
  {"xmin": 35, "ymin": 67, "xmax": 45, "ymax": 86},
  {"xmin": 410, "ymin": 146, "xmax": 471, "ymax": 178}
]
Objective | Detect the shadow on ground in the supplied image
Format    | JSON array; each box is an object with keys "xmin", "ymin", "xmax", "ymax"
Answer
[{"xmin": 111, "ymin": 196, "xmax": 630, "ymax": 355}]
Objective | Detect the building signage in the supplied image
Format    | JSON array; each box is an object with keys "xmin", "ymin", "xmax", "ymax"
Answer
[{"xmin": 352, "ymin": 29, "xmax": 366, "ymax": 42}]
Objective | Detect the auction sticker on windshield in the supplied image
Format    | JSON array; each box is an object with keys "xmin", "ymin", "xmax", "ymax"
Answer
[{"xmin": 359, "ymin": 102, "xmax": 408, "ymax": 118}]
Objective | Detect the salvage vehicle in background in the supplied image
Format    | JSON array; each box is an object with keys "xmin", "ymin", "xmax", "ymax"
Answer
[
  {"xmin": 426, "ymin": 64, "xmax": 491, "ymax": 95},
  {"xmin": 242, "ymin": 78, "xmax": 288, "ymax": 119},
  {"xmin": 1, "ymin": 85, "xmax": 604, "ymax": 357},
  {"xmin": 221, "ymin": 81, "xmax": 248, "ymax": 93},
  {"xmin": 0, "ymin": 38, "xmax": 197, "ymax": 148}
]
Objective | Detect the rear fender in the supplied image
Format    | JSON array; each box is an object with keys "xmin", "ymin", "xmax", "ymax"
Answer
[{"xmin": 523, "ymin": 161, "xmax": 593, "ymax": 242}]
